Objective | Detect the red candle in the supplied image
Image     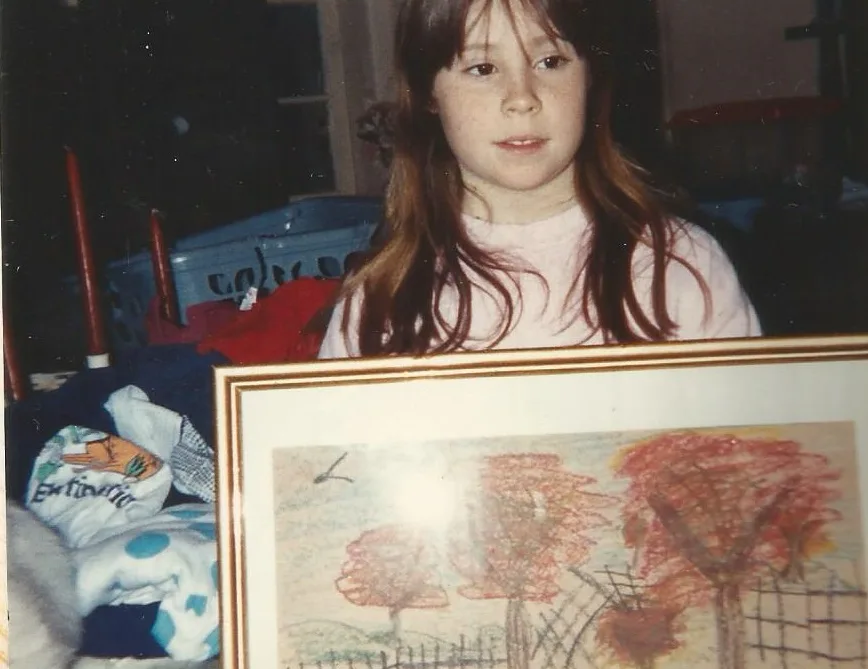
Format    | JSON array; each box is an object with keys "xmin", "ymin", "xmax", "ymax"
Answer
[
  {"xmin": 64, "ymin": 146, "xmax": 109, "ymax": 366},
  {"xmin": 149, "ymin": 209, "xmax": 180, "ymax": 324},
  {"xmin": 3, "ymin": 320, "xmax": 27, "ymax": 401}
]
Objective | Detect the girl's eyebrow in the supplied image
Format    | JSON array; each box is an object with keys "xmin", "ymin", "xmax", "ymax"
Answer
[
  {"xmin": 462, "ymin": 34, "xmax": 559, "ymax": 55},
  {"xmin": 461, "ymin": 43, "xmax": 493, "ymax": 55}
]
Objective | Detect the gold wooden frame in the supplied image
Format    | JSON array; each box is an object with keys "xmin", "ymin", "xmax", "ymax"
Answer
[{"xmin": 216, "ymin": 334, "xmax": 868, "ymax": 669}]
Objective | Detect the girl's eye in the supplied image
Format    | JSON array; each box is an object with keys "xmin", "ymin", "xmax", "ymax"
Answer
[
  {"xmin": 466, "ymin": 63, "xmax": 496, "ymax": 76},
  {"xmin": 536, "ymin": 55, "xmax": 568, "ymax": 70}
]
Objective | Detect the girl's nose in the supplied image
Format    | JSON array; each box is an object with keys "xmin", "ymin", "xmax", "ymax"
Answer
[{"xmin": 502, "ymin": 70, "xmax": 541, "ymax": 115}]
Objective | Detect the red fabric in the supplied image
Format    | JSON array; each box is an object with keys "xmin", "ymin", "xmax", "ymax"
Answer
[
  {"xmin": 196, "ymin": 278, "xmax": 339, "ymax": 364},
  {"xmin": 145, "ymin": 299, "xmax": 239, "ymax": 346},
  {"xmin": 667, "ymin": 96, "xmax": 841, "ymax": 127}
]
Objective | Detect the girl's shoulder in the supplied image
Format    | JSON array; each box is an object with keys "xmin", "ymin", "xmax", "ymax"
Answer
[
  {"xmin": 632, "ymin": 217, "xmax": 733, "ymax": 277},
  {"xmin": 666, "ymin": 217, "xmax": 732, "ymax": 264},
  {"xmin": 317, "ymin": 288, "xmax": 363, "ymax": 359},
  {"xmin": 659, "ymin": 217, "xmax": 762, "ymax": 339}
]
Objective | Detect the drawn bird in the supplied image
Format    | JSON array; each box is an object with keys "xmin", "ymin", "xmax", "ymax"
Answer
[{"xmin": 313, "ymin": 452, "xmax": 354, "ymax": 484}]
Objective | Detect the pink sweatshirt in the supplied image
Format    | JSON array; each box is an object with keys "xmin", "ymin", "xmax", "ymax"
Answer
[{"xmin": 318, "ymin": 205, "xmax": 761, "ymax": 358}]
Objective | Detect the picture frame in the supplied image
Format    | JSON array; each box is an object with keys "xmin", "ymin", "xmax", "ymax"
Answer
[{"xmin": 215, "ymin": 334, "xmax": 868, "ymax": 669}]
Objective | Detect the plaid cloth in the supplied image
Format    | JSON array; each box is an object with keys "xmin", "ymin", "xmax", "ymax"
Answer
[{"xmin": 170, "ymin": 417, "xmax": 215, "ymax": 503}]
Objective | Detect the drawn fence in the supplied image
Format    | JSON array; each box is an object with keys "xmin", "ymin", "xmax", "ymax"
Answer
[
  {"xmin": 292, "ymin": 634, "xmax": 507, "ymax": 669},
  {"xmin": 291, "ymin": 566, "xmax": 642, "ymax": 669},
  {"xmin": 532, "ymin": 565, "xmax": 646, "ymax": 669},
  {"xmin": 745, "ymin": 574, "xmax": 868, "ymax": 668}
]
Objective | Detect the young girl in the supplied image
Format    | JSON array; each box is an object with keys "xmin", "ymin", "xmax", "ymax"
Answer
[{"xmin": 319, "ymin": 0, "xmax": 760, "ymax": 359}]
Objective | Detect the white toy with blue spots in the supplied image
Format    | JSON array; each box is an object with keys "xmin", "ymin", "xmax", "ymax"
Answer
[
  {"xmin": 24, "ymin": 385, "xmax": 221, "ymax": 662},
  {"xmin": 74, "ymin": 503, "xmax": 220, "ymax": 661}
]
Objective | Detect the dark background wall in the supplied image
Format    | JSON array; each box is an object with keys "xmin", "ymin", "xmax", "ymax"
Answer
[
  {"xmin": 2, "ymin": 0, "xmax": 287, "ymax": 271},
  {"xmin": 2, "ymin": 0, "xmax": 294, "ymax": 369}
]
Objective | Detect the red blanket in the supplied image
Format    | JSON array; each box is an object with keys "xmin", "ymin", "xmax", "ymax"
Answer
[{"xmin": 194, "ymin": 278, "xmax": 339, "ymax": 364}]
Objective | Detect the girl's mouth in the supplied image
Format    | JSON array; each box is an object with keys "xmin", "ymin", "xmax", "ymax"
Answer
[{"xmin": 496, "ymin": 137, "xmax": 547, "ymax": 151}]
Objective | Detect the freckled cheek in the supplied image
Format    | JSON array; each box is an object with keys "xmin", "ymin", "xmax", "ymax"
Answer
[
  {"xmin": 441, "ymin": 99, "xmax": 489, "ymax": 137},
  {"xmin": 552, "ymin": 90, "xmax": 588, "ymax": 127}
]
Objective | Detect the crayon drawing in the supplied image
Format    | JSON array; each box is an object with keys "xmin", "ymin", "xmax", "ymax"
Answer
[{"xmin": 272, "ymin": 422, "xmax": 865, "ymax": 669}]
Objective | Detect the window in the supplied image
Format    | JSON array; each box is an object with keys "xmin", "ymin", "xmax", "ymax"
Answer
[{"xmin": 265, "ymin": 0, "xmax": 357, "ymax": 196}]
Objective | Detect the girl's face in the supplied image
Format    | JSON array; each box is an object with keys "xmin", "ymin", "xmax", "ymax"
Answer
[{"xmin": 431, "ymin": 0, "xmax": 588, "ymax": 222}]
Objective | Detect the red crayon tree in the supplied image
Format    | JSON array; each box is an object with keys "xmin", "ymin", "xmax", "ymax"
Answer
[
  {"xmin": 614, "ymin": 431, "xmax": 842, "ymax": 669},
  {"xmin": 335, "ymin": 524, "xmax": 448, "ymax": 642},
  {"xmin": 596, "ymin": 598, "xmax": 686, "ymax": 669},
  {"xmin": 449, "ymin": 453, "xmax": 615, "ymax": 669}
]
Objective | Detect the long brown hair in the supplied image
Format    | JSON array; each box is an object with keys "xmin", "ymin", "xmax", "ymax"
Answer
[{"xmin": 340, "ymin": 0, "xmax": 709, "ymax": 355}]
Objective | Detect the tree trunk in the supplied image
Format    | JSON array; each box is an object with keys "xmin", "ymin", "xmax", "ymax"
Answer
[
  {"xmin": 389, "ymin": 608, "xmax": 403, "ymax": 647},
  {"xmin": 714, "ymin": 584, "xmax": 745, "ymax": 669},
  {"xmin": 781, "ymin": 533, "xmax": 806, "ymax": 582},
  {"xmin": 505, "ymin": 599, "xmax": 531, "ymax": 669}
]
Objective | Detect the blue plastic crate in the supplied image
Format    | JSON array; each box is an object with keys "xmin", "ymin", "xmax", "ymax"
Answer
[
  {"xmin": 174, "ymin": 195, "xmax": 383, "ymax": 250},
  {"xmin": 60, "ymin": 197, "xmax": 383, "ymax": 354},
  {"xmin": 697, "ymin": 197, "xmax": 764, "ymax": 232}
]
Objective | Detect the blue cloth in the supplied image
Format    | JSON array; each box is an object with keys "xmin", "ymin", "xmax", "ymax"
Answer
[
  {"xmin": 82, "ymin": 604, "xmax": 166, "ymax": 658},
  {"xmin": 5, "ymin": 343, "xmax": 227, "ymax": 658}
]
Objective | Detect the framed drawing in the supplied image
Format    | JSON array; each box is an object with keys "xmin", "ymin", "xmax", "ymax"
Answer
[{"xmin": 215, "ymin": 335, "xmax": 868, "ymax": 669}]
